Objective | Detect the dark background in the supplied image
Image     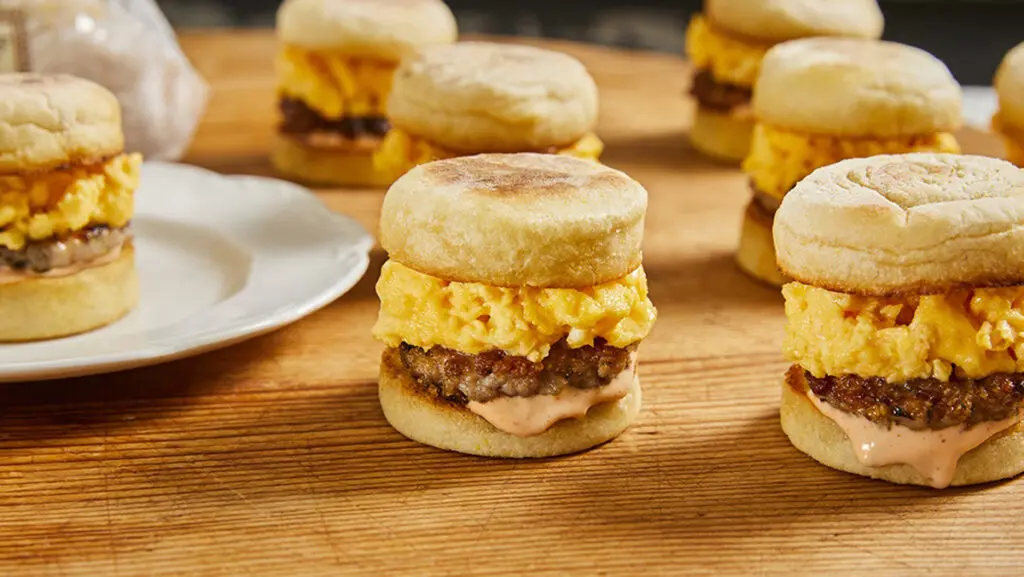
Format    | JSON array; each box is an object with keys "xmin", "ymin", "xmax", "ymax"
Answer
[{"xmin": 157, "ymin": 0, "xmax": 1024, "ymax": 85}]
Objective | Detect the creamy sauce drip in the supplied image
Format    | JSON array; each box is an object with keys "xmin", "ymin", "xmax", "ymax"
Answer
[
  {"xmin": 809, "ymin": 392, "xmax": 1020, "ymax": 488},
  {"xmin": 0, "ymin": 244, "xmax": 124, "ymax": 285},
  {"xmin": 468, "ymin": 354, "xmax": 636, "ymax": 437}
]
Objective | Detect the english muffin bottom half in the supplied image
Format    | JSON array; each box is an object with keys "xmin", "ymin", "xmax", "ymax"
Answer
[
  {"xmin": 739, "ymin": 37, "xmax": 963, "ymax": 286},
  {"xmin": 372, "ymin": 153, "xmax": 657, "ymax": 458},
  {"xmin": 684, "ymin": 0, "xmax": 884, "ymax": 162},
  {"xmin": 0, "ymin": 74, "xmax": 142, "ymax": 341},
  {"xmin": 775, "ymin": 153, "xmax": 1024, "ymax": 488},
  {"xmin": 374, "ymin": 42, "xmax": 604, "ymax": 183},
  {"xmin": 273, "ymin": 0, "xmax": 457, "ymax": 187}
]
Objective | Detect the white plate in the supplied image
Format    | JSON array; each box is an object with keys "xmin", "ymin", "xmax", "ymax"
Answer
[{"xmin": 0, "ymin": 162, "xmax": 374, "ymax": 382}]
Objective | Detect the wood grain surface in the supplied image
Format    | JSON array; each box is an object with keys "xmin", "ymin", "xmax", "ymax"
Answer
[{"xmin": 0, "ymin": 31, "xmax": 1018, "ymax": 576}]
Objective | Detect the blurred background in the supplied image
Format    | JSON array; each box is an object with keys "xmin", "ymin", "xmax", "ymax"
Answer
[{"xmin": 157, "ymin": 0, "xmax": 1023, "ymax": 85}]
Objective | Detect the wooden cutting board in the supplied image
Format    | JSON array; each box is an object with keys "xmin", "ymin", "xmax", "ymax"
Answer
[{"xmin": 0, "ymin": 31, "xmax": 1016, "ymax": 576}]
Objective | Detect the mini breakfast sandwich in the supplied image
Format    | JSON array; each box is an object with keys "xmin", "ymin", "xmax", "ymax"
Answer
[
  {"xmin": 994, "ymin": 41, "xmax": 1024, "ymax": 167},
  {"xmin": 777, "ymin": 153, "xmax": 1024, "ymax": 488},
  {"xmin": 739, "ymin": 38, "xmax": 963, "ymax": 286},
  {"xmin": 684, "ymin": 0, "xmax": 883, "ymax": 162},
  {"xmin": 273, "ymin": 0, "xmax": 457, "ymax": 186},
  {"xmin": 373, "ymin": 153, "xmax": 656, "ymax": 457},
  {"xmin": 0, "ymin": 74, "xmax": 142, "ymax": 341},
  {"xmin": 374, "ymin": 42, "xmax": 603, "ymax": 181}
]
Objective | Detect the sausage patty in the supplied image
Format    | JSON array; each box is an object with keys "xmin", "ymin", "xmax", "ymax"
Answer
[
  {"xmin": 279, "ymin": 98, "xmax": 389, "ymax": 139},
  {"xmin": 0, "ymin": 225, "xmax": 129, "ymax": 273},
  {"xmin": 751, "ymin": 186, "xmax": 781, "ymax": 216},
  {"xmin": 787, "ymin": 365, "xmax": 1024, "ymax": 430},
  {"xmin": 386, "ymin": 338, "xmax": 636, "ymax": 404},
  {"xmin": 690, "ymin": 69, "xmax": 752, "ymax": 112}
]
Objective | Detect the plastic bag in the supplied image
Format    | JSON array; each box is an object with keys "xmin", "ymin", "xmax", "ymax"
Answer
[{"xmin": 0, "ymin": 0, "xmax": 209, "ymax": 160}]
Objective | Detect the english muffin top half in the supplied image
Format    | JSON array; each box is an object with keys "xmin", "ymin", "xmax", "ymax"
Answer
[
  {"xmin": 705, "ymin": 0, "xmax": 884, "ymax": 43},
  {"xmin": 774, "ymin": 153, "xmax": 1024, "ymax": 296},
  {"xmin": 380, "ymin": 153, "xmax": 646, "ymax": 288},
  {"xmin": 753, "ymin": 38, "xmax": 962, "ymax": 138},
  {"xmin": 0, "ymin": 74, "xmax": 125, "ymax": 174},
  {"xmin": 386, "ymin": 42, "xmax": 599, "ymax": 153},
  {"xmin": 276, "ymin": 0, "xmax": 457, "ymax": 60},
  {"xmin": 995, "ymin": 42, "xmax": 1024, "ymax": 131}
]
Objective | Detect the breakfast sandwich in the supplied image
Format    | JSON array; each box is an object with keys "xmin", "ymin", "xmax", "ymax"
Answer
[
  {"xmin": 374, "ymin": 42, "xmax": 603, "ymax": 181},
  {"xmin": 273, "ymin": 0, "xmax": 457, "ymax": 187},
  {"xmin": 994, "ymin": 41, "xmax": 1024, "ymax": 167},
  {"xmin": 372, "ymin": 153, "xmax": 656, "ymax": 457},
  {"xmin": 776, "ymin": 153, "xmax": 1024, "ymax": 488},
  {"xmin": 739, "ymin": 38, "xmax": 962, "ymax": 286},
  {"xmin": 684, "ymin": 0, "xmax": 883, "ymax": 162},
  {"xmin": 0, "ymin": 74, "xmax": 141, "ymax": 341}
]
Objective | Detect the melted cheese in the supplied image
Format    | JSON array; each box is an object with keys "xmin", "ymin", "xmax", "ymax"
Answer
[
  {"xmin": 684, "ymin": 14, "xmax": 770, "ymax": 89},
  {"xmin": 784, "ymin": 282, "xmax": 1024, "ymax": 383},
  {"xmin": 372, "ymin": 260, "xmax": 656, "ymax": 362},
  {"xmin": 373, "ymin": 128, "xmax": 605, "ymax": 180},
  {"xmin": 743, "ymin": 125, "xmax": 961, "ymax": 200},
  {"xmin": 0, "ymin": 154, "xmax": 141, "ymax": 250},
  {"xmin": 277, "ymin": 44, "xmax": 395, "ymax": 119}
]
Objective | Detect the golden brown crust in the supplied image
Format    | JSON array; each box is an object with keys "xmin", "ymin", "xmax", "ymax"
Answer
[
  {"xmin": 378, "ymin": 353, "xmax": 642, "ymax": 458},
  {"xmin": 379, "ymin": 153, "xmax": 647, "ymax": 288},
  {"xmin": 276, "ymin": 0, "xmax": 457, "ymax": 60},
  {"xmin": 780, "ymin": 383, "xmax": 1024, "ymax": 487},
  {"xmin": 271, "ymin": 133, "xmax": 393, "ymax": 188},
  {"xmin": 0, "ymin": 74, "xmax": 124, "ymax": 174},
  {"xmin": 706, "ymin": 0, "xmax": 884, "ymax": 43},
  {"xmin": 754, "ymin": 38, "xmax": 962, "ymax": 137},
  {"xmin": 774, "ymin": 153, "xmax": 1024, "ymax": 296},
  {"xmin": 0, "ymin": 246, "xmax": 139, "ymax": 342},
  {"xmin": 387, "ymin": 42, "xmax": 599, "ymax": 153}
]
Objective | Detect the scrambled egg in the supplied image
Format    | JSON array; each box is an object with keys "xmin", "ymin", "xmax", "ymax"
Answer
[
  {"xmin": 993, "ymin": 113, "xmax": 1024, "ymax": 167},
  {"xmin": 784, "ymin": 282, "xmax": 1024, "ymax": 383},
  {"xmin": 0, "ymin": 154, "xmax": 141, "ymax": 250},
  {"xmin": 373, "ymin": 260, "xmax": 657, "ymax": 362},
  {"xmin": 743, "ymin": 125, "xmax": 961, "ymax": 200},
  {"xmin": 1004, "ymin": 137, "xmax": 1024, "ymax": 167},
  {"xmin": 373, "ymin": 128, "xmax": 605, "ymax": 180},
  {"xmin": 277, "ymin": 45, "xmax": 395, "ymax": 119},
  {"xmin": 685, "ymin": 14, "xmax": 770, "ymax": 89}
]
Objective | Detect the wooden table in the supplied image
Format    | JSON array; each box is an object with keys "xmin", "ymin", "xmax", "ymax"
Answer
[{"xmin": 0, "ymin": 31, "xmax": 1015, "ymax": 576}]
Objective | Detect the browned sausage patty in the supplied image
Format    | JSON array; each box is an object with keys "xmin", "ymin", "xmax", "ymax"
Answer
[
  {"xmin": 279, "ymin": 98, "xmax": 389, "ymax": 139},
  {"xmin": 787, "ymin": 365, "xmax": 1024, "ymax": 430},
  {"xmin": 0, "ymin": 225, "xmax": 129, "ymax": 273},
  {"xmin": 689, "ymin": 69, "xmax": 751, "ymax": 112},
  {"xmin": 385, "ymin": 338, "xmax": 636, "ymax": 404}
]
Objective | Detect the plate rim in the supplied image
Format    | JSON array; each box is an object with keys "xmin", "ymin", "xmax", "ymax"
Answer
[{"xmin": 0, "ymin": 161, "xmax": 374, "ymax": 382}]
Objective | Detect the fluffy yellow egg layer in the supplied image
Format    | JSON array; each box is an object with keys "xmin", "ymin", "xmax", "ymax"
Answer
[
  {"xmin": 373, "ymin": 128, "xmax": 605, "ymax": 181},
  {"xmin": 0, "ymin": 154, "xmax": 141, "ymax": 250},
  {"xmin": 743, "ymin": 125, "xmax": 961, "ymax": 200},
  {"xmin": 993, "ymin": 113, "xmax": 1024, "ymax": 167},
  {"xmin": 277, "ymin": 45, "xmax": 395, "ymax": 119},
  {"xmin": 685, "ymin": 14, "xmax": 769, "ymax": 89},
  {"xmin": 373, "ymin": 260, "xmax": 657, "ymax": 362},
  {"xmin": 784, "ymin": 282, "xmax": 1024, "ymax": 383},
  {"xmin": 1004, "ymin": 137, "xmax": 1024, "ymax": 167}
]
